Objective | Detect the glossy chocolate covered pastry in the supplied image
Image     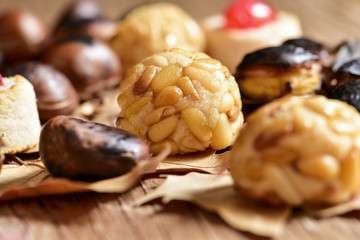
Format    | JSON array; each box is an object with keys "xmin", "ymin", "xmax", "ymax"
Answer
[
  {"xmin": 3, "ymin": 62, "xmax": 79, "ymax": 121},
  {"xmin": 111, "ymin": 3, "xmax": 206, "ymax": 72},
  {"xmin": 0, "ymin": 9, "xmax": 50, "ymax": 64},
  {"xmin": 231, "ymin": 95, "xmax": 360, "ymax": 206},
  {"xmin": 117, "ymin": 48, "xmax": 243, "ymax": 155},
  {"xmin": 202, "ymin": 0, "xmax": 302, "ymax": 73},
  {"xmin": 53, "ymin": 0, "xmax": 117, "ymax": 41},
  {"xmin": 283, "ymin": 38, "xmax": 331, "ymax": 67},
  {"xmin": 235, "ymin": 44, "xmax": 321, "ymax": 106},
  {"xmin": 43, "ymin": 37, "xmax": 122, "ymax": 101},
  {"xmin": 0, "ymin": 74, "xmax": 41, "ymax": 154}
]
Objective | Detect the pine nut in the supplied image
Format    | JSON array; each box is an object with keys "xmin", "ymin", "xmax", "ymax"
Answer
[
  {"xmin": 125, "ymin": 96, "xmax": 152, "ymax": 118},
  {"xmin": 154, "ymin": 86, "xmax": 183, "ymax": 108},
  {"xmin": 143, "ymin": 106, "xmax": 177, "ymax": 125},
  {"xmin": 182, "ymin": 108, "xmax": 212, "ymax": 142},
  {"xmin": 226, "ymin": 106, "xmax": 240, "ymax": 122},
  {"xmin": 219, "ymin": 93, "xmax": 235, "ymax": 113},
  {"xmin": 151, "ymin": 139, "xmax": 179, "ymax": 155},
  {"xmin": 133, "ymin": 66, "xmax": 157, "ymax": 95},
  {"xmin": 142, "ymin": 55, "xmax": 169, "ymax": 68},
  {"xmin": 150, "ymin": 64, "xmax": 182, "ymax": 92},
  {"xmin": 183, "ymin": 66, "xmax": 222, "ymax": 93},
  {"xmin": 211, "ymin": 113, "xmax": 232, "ymax": 150},
  {"xmin": 177, "ymin": 76, "xmax": 199, "ymax": 100},
  {"xmin": 191, "ymin": 58, "xmax": 222, "ymax": 72},
  {"xmin": 148, "ymin": 115, "xmax": 178, "ymax": 142},
  {"xmin": 181, "ymin": 135, "xmax": 206, "ymax": 151},
  {"xmin": 340, "ymin": 149, "xmax": 360, "ymax": 193},
  {"xmin": 298, "ymin": 155, "xmax": 339, "ymax": 180}
]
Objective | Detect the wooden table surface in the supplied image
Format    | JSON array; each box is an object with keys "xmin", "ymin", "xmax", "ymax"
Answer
[{"xmin": 2, "ymin": 0, "xmax": 360, "ymax": 239}]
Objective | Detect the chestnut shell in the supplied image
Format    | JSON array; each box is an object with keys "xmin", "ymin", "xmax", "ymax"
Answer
[
  {"xmin": 336, "ymin": 59, "xmax": 360, "ymax": 77},
  {"xmin": 40, "ymin": 116, "xmax": 149, "ymax": 181},
  {"xmin": 3, "ymin": 62, "xmax": 79, "ymax": 121},
  {"xmin": 53, "ymin": 0, "xmax": 117, "ymax": 41},
  {"xmin": 0, "ymin": 9, "xmax": 50, "ymax": 63},
  {"xmin": 237, "ymin": 44, "xmax": 319, "ymax": 70},
  {"xmin": 43, "ymin": 36, "xmax": 122, "ymax": 101}
]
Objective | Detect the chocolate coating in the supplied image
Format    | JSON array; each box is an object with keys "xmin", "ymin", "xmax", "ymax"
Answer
[
  {"xmin": 237, "ymin": 44, "xmax": 319, "ymax": 70},
  {"xmin": 0, "ymin": 9, "xmax": 50, "ymax": 63},
  {"xmin": 283, "ymin": 38, "xmax": 325, "ymax": 55},
  {"xmin": 43, "ymin": 36, "xmax": 122, "ymax": 101},
  {"xmin": 3, "ymin": 62, "xmax": 79, "ymax": 121},
  {"xmin": 40, "ymin": 116, "xmax": 149, "ymax": 181},
  {"xmin": 54, "ymin": 0, "xmax": 117, "ymax": 41}
]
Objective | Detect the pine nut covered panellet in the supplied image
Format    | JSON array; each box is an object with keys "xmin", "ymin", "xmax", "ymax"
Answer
[
  {"xmin": 230, "ymin": 95, "xmax": 360, "ymax": 206},
  {"xmin": 116, "ymin": 48, "xmax": 243, "ymax": 155}
]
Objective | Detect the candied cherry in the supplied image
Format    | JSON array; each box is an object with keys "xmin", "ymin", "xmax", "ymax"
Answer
[
  {"xmin": 0, "ymin": 74, "xmax": 3, "ymax": 87},
  {"xmin": 224, "ymin": 0, "xmax": 277, "ymax": 29}
]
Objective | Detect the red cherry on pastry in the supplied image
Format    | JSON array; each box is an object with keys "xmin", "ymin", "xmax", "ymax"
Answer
[
  {"xmin": 0, "ymin": 74, "xmax": 3, "ymax": 87},
  {"xmin": 224, "ymin": 0, "xmax": 276, "ymax": 29}
]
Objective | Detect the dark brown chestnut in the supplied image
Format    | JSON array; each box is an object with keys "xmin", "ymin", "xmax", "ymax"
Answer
[
  {"xmin": 3, "ymin": 62, "xmax": 79, "ymax": 122},
  {"xmin": 0, "ymin": 9, "xmax": 50, "ymax": 64},
  {"xmin": 54, "ymin": 0, "xmax": 118, "ymax": 41},
  {"xmin": 39, "ymin": 116, "xmax": 149, "ymax": 181},
  {"xmin": 43, "ymin": 36, "xmax": 122, "ymax": 101}
]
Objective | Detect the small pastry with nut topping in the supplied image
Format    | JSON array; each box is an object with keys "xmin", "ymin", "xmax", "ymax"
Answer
[
  {"xmin": 235, "ymin": 44, "xmax": 321, "ymax": 112},
  {"xmin": 0, "ymin": 74, "xmax": 41, "ymax": 154},
  {"xmin": 111, "ymin": 3, "xmax": 206, "ymax": 72},
  {"xmin": 116, "ymin": 48, "xmax": 243, "ymax": 155},
  {"xmin": 230, "ymin": 95, "xmax": 360, "ymax": 206}
]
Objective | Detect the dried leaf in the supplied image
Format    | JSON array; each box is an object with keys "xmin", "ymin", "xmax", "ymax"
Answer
[
  {"xmin": 136, "ymin": 172, "xmax": 290, "ymax": 238},
  {"xmin": 157, "ymin": 149, "xmax": 231, "ymax": 174},
  {"xmin": 305, "ymin": 195, "xmax": 360, "ymax": 218},
  {"xmin": 0, "ymin": 145, "xmax": 170, "ymax": 201},
  {"xmin": 72, "ymin": 88, "xmax": 120, "ymax": 126}
]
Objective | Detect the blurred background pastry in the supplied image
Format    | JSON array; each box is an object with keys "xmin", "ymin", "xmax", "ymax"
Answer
[
  {"xmin": 110, "ymin": 3, "xmax": 206, "ymax": 72},
  {"xmin": 202, "ymin": 0, "xmax": 302, "ymax": 73},
  {"xmin": 0, "ymin": 74, "xmax": 41, "ymax": 154}
]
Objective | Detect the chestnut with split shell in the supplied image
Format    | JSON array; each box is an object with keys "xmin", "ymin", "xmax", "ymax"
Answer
[{"xmin": 40, "ymin": 116, "xmax": 150, "ymax": 181}]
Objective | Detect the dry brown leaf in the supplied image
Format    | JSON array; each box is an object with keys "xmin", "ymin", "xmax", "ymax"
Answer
[
  {"xmin": 305, "ymin": 196, "xmax": 360, "ymax": 218},
  {"xmin": 136, "ymin": 172, "xmax": 290, "ymax": 238},
  {"xmin": 72, "ymin": 88, "xmax": 120, "ymax": 126},
  {"xmin": 157, "ymin": 149, "xmax": 231, "ymax": 174},
  {"xmin": 0, "ymin": 145, "xmax": 170, "ymax": 201}
]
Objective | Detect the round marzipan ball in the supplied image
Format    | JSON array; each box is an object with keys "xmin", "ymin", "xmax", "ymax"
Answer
[
  {"xmin": 111, "ymin": 3, "xmax": 206, "ymax": 71},
  {"xmin": 116, "ymin": 48, "xmax": 243, "ymax": 155},
  {"xmin": 230, "ymin": 95, "xmax": 360, "ymax": 206}
]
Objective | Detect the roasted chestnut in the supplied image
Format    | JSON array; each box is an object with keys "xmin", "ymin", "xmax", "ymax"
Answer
[
  {"xmin": 0, "ymin": 9, "xmax": 50, "ymax": 64},
  {"xmin": 332, "ymin": 59, "xmax": 360, "ymax": 87},
  {"xmin": 3, "ymin": 62, "xmax": 79, "ymax": 122},
  {"xmin": 39, "ymin": 116, "xmax": 149, "ymax": 181},
  {"xmin": 54, "ymin": 0, "xmax": 117, "ymax": 41},
  {"xmin": 327, "ymin": 79, "xmax": 360, "ymax": 112},
  {"xmin": 43, "ymin": 36, "xmax": 122, "ymax": 101}
]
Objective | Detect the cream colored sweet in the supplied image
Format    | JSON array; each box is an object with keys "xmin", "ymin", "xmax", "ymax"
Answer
[
  {"xmin": 117, "ymin": 48, "xmax": 243, "ymax": 155},
  {"xmin": 0, "ymin": 75, "xmax": 41, "ymax": 154},
  {"xmin": 230, "ymin": 95, "xmax": 360, "ymax": 206},
  {"xmin": 203, "ymin": 11, "xmax": 302, "ymax": 73},
  {"xmin": 111, "ymin": 3, "xmax": 206, "ymax": 72}
]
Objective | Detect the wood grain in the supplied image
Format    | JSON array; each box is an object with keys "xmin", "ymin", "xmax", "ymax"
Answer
[{"xmin": 1, "ymin": 0, "xmax": 360, "ymax": 239}]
